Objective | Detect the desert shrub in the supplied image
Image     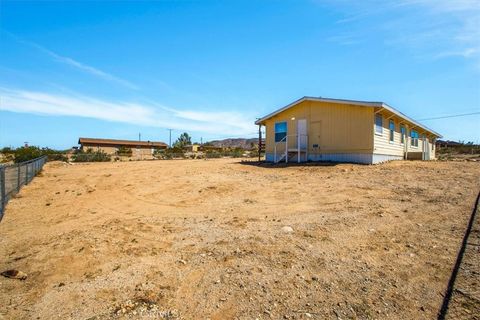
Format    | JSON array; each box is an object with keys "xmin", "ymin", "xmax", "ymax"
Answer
[
  {"xmin": 2, "ymin": 146, "xmax": 68, "ymax": 163},
  {"xmin": 249, "ymin": 148, "xmax": 259, "ymax": 158},
  {"xmin": 206, "ymin": 151, "xmax": 222, "ymax": 158},
  {"xmin": 229, "ymin": 148, "xmax": 244, "ymax": 158},
  {"xmin": 154, "ymin": 147, "xmax": 185, "ymax": 160},
  {"xmin": 117, "ymin": 146, "xmax": 132, "ymax": 157},
  {"xmin": 13, "ymin": 146, "xmax": 44, "ymax": 163},
  {"xmin": 1, "ymin": 147, "xmax": 13, "ymax": 154},
  {"xmin": 153, "ymin": 149, "xmax": 169, "ymax": 159},
  {"xmin": 72, "ymin": 150, "xmax": 111, "ymax": 162},
  {"xmin": 0, "ymin": 152, "xmax": 15, "ymax": 163},
  {"xmin": 47, "ymin": 153, "xmax": 68, "ymax": 162}
]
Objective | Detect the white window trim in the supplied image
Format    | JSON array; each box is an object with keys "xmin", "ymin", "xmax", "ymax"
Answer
[
  {"xmin": 274, "ymin": 121, "xmax": 288, "ymax": 142},
  {"xmin": 410, "ymin": 129, "xmax": 420, "ymax": 148},
  {"xmin": 389, "ymin": 120, "xmax": 395, "ymax": 143},
  {"xmin": 400, "ymin": 126, "xmax": 406, "ymax": 145},
  {"xmin": 375, "ymin": 114, "xmax": 383, "ymax": 136}
]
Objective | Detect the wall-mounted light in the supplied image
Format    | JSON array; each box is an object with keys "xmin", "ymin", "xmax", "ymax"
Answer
[{"xmin": 291, "ymin": 117, "xmax": 296, "ymax": 121}]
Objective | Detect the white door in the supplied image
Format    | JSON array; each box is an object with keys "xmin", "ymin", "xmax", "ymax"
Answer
[
  {"xmin": 425, "ymin": 138, "xmax": 430, "ymax": 160},
  {"xmin": 297, "ymin": 119, "xmax": 307, "ymax": 149}
]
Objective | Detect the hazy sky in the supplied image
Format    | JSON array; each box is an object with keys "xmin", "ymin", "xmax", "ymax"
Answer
[{"xmin": 1, "ymin": 0, "xmax": 479, "ymax": 149}]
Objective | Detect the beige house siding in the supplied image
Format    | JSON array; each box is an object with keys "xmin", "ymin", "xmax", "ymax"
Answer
[
  {"xmin": 373, "ymin": 113, "xmax": 405, "ymax": 157},
  {"xmin": 257, "ymin": 97, "xmax": 440, "ymax": 164},
  {"xmin": 81, "ymin": 144, "xmax": 156, "ymax": 159},
  {"xmin": 372, "ymin": 111, "xmax": 437, "ymax": 160}
]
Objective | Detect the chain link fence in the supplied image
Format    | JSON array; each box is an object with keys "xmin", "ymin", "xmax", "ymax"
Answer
[
  {"xmin": 0, "ymin": 156, "xmax": 47, "ymax": 221},
  {"xmin": 439, "ymin": 191, "xmax": 480, "ymax": 319}
]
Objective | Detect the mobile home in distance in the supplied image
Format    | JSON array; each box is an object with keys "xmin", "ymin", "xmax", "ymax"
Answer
[{"xmin": 255, "ymin": 97, "xmax": 441, "ymax": 164}]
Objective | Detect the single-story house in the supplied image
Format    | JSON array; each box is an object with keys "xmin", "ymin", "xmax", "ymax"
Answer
[
  {"xmin": 78, "ymin": 137, "xmax": 168, "ymax": 159},
  {"xmin": 255, "ymin": 97, "xmax": 441, "ymax": 164},
  {"xmin": 184, "ymin": 144, "xmax": 201, "ymax": 152},
  {"xmin": 183, "ymin": 144, "xmax": 225, "ymax": 153}
]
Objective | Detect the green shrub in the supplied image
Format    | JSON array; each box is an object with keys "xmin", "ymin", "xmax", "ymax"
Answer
[
  {"xmin": 117, "ymin": 146, "xmax": 132, "ymax": 157},
  {"xmin": 206, "ymin": 151, "xmax": 222, "ymax": 158},
  {"xmin": 154, "ymin": 147, "xmax": 184, "ymax": 159},
  {"xmin": 13, "ymin": 146, "xmax": 44, "ymax": 163},
  {"xmin": 47, "ymin": 153, "xmax": 68, "ymax": 162},
  {"xmin": 72, "ymin": 150, "xmax": 111, "ymax": 162}
]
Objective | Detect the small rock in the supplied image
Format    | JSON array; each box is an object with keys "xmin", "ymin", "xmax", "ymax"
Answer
[
  {"xmin": 1, "ymin": 269, "xmax": 27, "ymax": 280},
  {"xmin": 305, "ymin": 313, "xmax": 312, "ymax": 318},
  {"xmin": 281, "ymin": 226, "xmax": 294, "ymax": 233},
  {"xmin": 178, "ymin": 259, "xmax": 187, "ymax": 265}
]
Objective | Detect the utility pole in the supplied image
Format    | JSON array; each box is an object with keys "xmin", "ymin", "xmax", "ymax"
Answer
[
  {"xmin": 258, "ymin": 124, "xmax": 262, "ymax": 162},
  {"xmin": 200, "ymin": 137, "xmax": 203, "ymax": 145},
  {"xmin": 168, "ymin": 129, "xmax": 173, "ymax": 147}
]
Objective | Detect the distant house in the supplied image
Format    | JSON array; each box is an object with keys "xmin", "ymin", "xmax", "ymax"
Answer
[
  {"xmin": 78, "ymin": 137, "xmax": 167, "ymax": 159},
  {"xmin": 184, "ymin": 144, "xmax": 201, "ymax": 153},
  {"xmin": 255, "ymin": 97, "xmax": 441, "ymax": 164},
  {"xmin": 183, "ymin": 144, "xmax": 225, "ymax": 153}
]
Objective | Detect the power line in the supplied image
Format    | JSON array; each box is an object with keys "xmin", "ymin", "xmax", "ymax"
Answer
[{"xmin": 418, "ymin": 111, "xmax": 480, "ymax": 121}]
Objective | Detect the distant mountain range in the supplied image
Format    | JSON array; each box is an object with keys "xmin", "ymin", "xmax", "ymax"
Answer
[{"xmin": 206, "ymin": 138, "xmax": 258, "ymax": 149}]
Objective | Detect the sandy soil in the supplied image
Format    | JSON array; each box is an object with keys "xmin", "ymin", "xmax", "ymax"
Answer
[{"xmin": 0, "ymin": 159, "xmax": 478, "ymax": 320}]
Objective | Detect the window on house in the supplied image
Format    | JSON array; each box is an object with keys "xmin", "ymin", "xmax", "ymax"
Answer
[
  {"xmin": 389, "ymin": 120, "xmax": 395, "ymax": 142},
  {"xmin": 275, "ymin": 122, "xmax": 287, "ymax": 142},
  {"xmin": 400, "ymin": 125, "xmax": 406, "ymax": 144},
  {"xmin": 410, "ymin": 130, "xmax": 419, "ymax": 147},
  {"xmin": 375, "ymin": 114, "xmax": 383, "ymax": 134}
]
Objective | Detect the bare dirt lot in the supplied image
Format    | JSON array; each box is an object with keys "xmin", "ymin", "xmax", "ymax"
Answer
[{"xmin": 0, "ymin": 159, "xmax": 479, "ymax": 320}]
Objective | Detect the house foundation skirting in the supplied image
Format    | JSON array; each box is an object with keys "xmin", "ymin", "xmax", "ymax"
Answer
[
  {"xmin": 265, "ymin": 152, "xmax": 403, "ymax": 164},
  {"xmin": 371, "ymin": 153, "xmax": 403, "ymax": 164}
]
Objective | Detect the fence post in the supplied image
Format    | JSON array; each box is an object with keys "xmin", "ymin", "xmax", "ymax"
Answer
[
  {"xmin": 25, "ymin": 163, "xmax": 29, "ymax": 185},
  {"xmin": 17, "ymin": 164, "xmax": 21, "ymax": 192},
  {"xmin": 0, "ymin": 167, "xmax": 5, "ymax": 219}
]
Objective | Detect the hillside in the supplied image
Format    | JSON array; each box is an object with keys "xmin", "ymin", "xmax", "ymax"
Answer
[{"xmin": 207, "ymin": 138, "xmax": 258, "ymax": 149}]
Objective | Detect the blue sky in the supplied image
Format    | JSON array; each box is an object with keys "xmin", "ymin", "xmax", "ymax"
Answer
[{"xmin": 1, "ymin": 0, "xmax": 479, "ymax": 149}]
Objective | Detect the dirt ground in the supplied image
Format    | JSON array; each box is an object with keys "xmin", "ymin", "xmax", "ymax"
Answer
[{"xmin": 0, "ymin": 158, "xmax": 478, "ymax": 320}]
